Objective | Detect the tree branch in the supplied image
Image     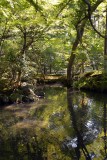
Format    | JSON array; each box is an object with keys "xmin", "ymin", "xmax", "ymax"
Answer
[
  {"xmin": 26, "ymin": 0, "xmax": 47, "ymax": 22},
  {"xmin": 55, "ymin": 0, "xmax": 71, "ymax": 18},
  {"xmin": 83, "ymin": 0, "xmax": 105, "ymax": 38}
]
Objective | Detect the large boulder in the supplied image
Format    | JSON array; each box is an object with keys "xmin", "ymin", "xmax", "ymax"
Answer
[{"xmin": 9, "ymin": 82, "xmax": 37, "ymax": 103}]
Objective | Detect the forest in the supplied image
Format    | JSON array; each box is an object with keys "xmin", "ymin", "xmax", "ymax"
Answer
[
  {"xmin": 0, "ymin": 0, "xmax": 107, "ymax": 103},
  {"xmin": 1, "ymin": 1, "xmax": 107, "ymax": 160}
]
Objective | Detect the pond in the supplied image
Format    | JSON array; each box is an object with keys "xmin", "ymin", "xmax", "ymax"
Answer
[{"xmin": 0, "ymin": 86, "xmax": 107, "ymax": 160}]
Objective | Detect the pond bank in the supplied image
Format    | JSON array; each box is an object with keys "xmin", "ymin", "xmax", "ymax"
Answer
[
  {"xmin": 75, "ymin": 71, "xmax": 107, "ymax": 93},
  {"xmin": 36, "ymin": 75, "xmax": 67, "ymax": 86},
  {"xmin": 1, "ymin": 72, "xmax": 107, "ymax": 106},
  {"xmin": 0, "ymin": 75, "xmax": 66, "ymax": 106},
  {"xmin": 0, "ymin": 84, "xmax": 37, "ymax": 105}
]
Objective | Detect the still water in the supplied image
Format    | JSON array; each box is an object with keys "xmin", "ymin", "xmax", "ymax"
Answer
[{"xmin": 0, "ymin": 86, "xmax": 107, "ymax": 160}]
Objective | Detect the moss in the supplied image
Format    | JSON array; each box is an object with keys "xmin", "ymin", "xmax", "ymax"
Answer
[{"xmin": 74, "ymin": 71, "xmax": 107, "ymax": 92}]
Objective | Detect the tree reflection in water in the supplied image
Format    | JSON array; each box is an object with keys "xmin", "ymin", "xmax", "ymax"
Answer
[
  {"xmin": 66, "ymin": 88, "xmax": 107, "ymax": 160},
  {"xmin": 67, "ymin": 88, "xmax": 91, "ymax": 160},
  {"xmin": 103, "ymin": 102, "xmax": 107, "ymax": 160},
  {"xmin": 0, "ymin": 130, "xmax": 47, "ymax": 160}
]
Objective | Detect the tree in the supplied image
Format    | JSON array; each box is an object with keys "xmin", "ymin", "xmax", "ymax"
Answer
[
  {"xmin": 82, "ymin": 0, "xmax": 107, "ymax": 74},
  {"xmin": 0, "ymin": 0, "xmax": 106, "ymax": 91},
  {"xmin": 66, "ymin": 0, "xmax": 104, "ymax": 86},
  {"xmin": 0, "ymin": 0, "xmax": 48, "ymax": 89}
]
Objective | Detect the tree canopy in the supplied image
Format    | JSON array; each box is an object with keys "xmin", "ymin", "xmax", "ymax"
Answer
[{"xmin": 0, "ymin": 0, "xmax": 106, "ymax": 90}]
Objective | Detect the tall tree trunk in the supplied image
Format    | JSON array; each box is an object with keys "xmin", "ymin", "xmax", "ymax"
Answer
[
  {"xmin": 49, "ymin": 64, "xmax": 52, "ymax": 74},
  {"xmin": 16, "ymin": 30, "xmax": 27, "ymax": 87},
  {"xmin": 67, "ymin": 39, "xmax": 78, "ymax": 87},
  {"xmin": 104, "ymin": 6, "xmax": 107, "ymax": 74},
  {"xmin": 16, "ymin": 69, "xmax": 21, "ymax": 87},
  {"xmin": 67, "ymin": 20, "xmax": 86, "ymax": 87}
]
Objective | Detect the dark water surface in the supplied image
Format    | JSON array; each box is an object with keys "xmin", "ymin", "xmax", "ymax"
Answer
[{"xmin": 0, "ymin": 86, "xmax": 107, "ymax": 160}]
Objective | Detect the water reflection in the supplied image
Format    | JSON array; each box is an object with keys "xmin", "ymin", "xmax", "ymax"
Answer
[
  {"xmin": 67, "ymin": 88, "xmax": 91, "ymax": 159},
  {"xmin": 66, "ymin": 89, "xmax": 107, "ymax": 160},
  {"xmin": 0, "ymin": 103, "xmax": 48, "ymax": 160},
  {"xmin": 0, "ymin": 87, "xmax": 107, "ymax": 160},
  {"xmin": 103, "ymin": 102, "xmax": 107, "ymax": 160}
]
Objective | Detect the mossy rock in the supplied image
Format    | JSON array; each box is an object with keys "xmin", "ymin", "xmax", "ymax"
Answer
[{"xmin": 75, "ymin": 71, "xmax": 107, "ymax": 92}]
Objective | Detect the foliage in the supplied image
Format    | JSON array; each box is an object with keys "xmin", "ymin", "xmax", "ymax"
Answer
[{"xmin": 0, "ymin": 0, "xmax": 106, "ymax": 91}]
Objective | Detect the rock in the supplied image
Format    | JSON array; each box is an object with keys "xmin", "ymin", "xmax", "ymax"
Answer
[
  {"xmin": 0, "ymin": 81, "xmax": 38, "ymax": 105},
  {"xmin": 35, "ymin": 91, "xmax": 45, "ymax": 98},
  {"xmin": 9, "ymin": 84, "xmax": 37, "ymax": 103}
]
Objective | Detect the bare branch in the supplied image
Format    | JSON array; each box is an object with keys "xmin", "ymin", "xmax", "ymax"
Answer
[{"xmin": 83, "ymin": 0, "xmax": 105, "ymax": 38}]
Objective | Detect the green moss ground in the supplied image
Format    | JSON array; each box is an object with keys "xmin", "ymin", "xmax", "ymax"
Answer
[{"xmin": 74, "ymin": 71, "xmax": 107, "ymax": 92}]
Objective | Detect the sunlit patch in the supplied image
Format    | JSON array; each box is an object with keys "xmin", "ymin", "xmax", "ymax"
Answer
[
  {"xmin": 4, "ymin": 103, "xmax": 32, "ymax": 111},
  {"xmin": 14, "ymin": 110, "xmax": 29, "ymax": 119},
  {"xmin": 4, "ymin": 104, "xmax": 20, "ymax": 111},
  {"xmin": 46, "ymin": 0, "xmax": 60, "ymax": 5},
  {"xmin": 11, "ymin": 121, "xmax": 35, "ymax": 129},
  {"xmin": 11, "ymin": 120, "xmax": 48, "ymax": 131}
]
